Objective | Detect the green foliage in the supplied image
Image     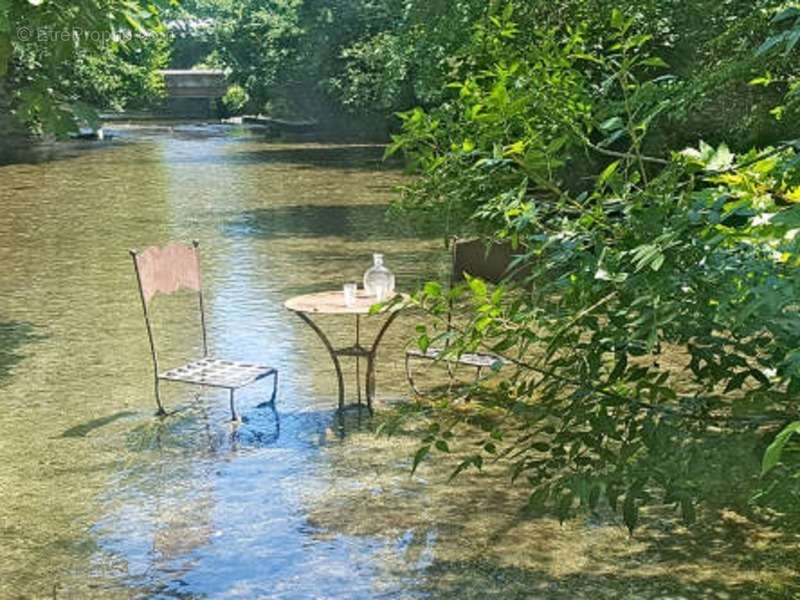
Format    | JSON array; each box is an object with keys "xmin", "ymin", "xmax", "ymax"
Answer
[
  {"xmin": 757, "ymin": 420, "xmax": 800, "ymax": 509},
  {"xmin": 173, "ymin": 0, "xmax": 800, "ymax": 142},
  {"xmin": 0, "ymin": 0, "xmax": 170, "ymax": 135},
  {"xmin": 210, "ymin": 0, "xmax": 304, "ymax": 115},
  {"xmin": 189, "ymin": 0, "xmax": 494, "ymax": 121},
  {"xmin": 221, "ymin": 83, "xmax": 249, "ymax": 116},
  {"xmin": 387, "ymin": 9, "xmax": 593, "ymax": 237},
  {"xmin": 752, "ymin": 4, "xmax": 800, "ymax": 122},
  {"xmin": 762, "ymin": 422, "xmax": 800, "ymax": 475},
  {"xmin": 758, "ymin": 6, "xmax": 800, "ymax": 56},
  {"xmin": 391, "ymin": 4, "xmax": 800, "ymax": 530}
]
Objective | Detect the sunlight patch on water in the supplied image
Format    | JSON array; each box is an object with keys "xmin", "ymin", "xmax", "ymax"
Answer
[{"xmin": 1, "ymin": 124, "xmax": 794, "ymax": 598}]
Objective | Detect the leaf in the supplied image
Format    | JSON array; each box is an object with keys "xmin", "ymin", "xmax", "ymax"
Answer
[
  {"xmin": 599, "ymin": 129, "xmax": 627, "ymax": 149},
  {"xmin": 756, "ymin": 35, "xmax": 784, "ymax": 56},
  {"xmin": 599, "ymin": 116, "xmax": 623, "ymax": 132},
  {"xmin": 706, "ymin": 143, "xmax": 734, "ymax": 171},
  {"xmin": 503, "ymin": 140, "xmax": 526, "ymax": 156},
  {"xmin": 598, "ymin": 160, "xmax": 620, "ymax": 186},
  {"xmin": 650, "ymin": 253, "xmax": 665, "ymax": 271},
  {"xmin": 749, "ymin": 74, "xmax": 773, "ymax": 87},
  {"xmin": 785, "ymin": 29, "xmax": 800, "ymax": 55},
  {"xmin": 467, "ymin": 276, "xmax": 488, "ymax": 297},
  {"xmin": 762, "ymin": 422, "xmax": 800, "ymax": 474},
  {"xmin": 418, "ymin": 334, "xmax": 430, "ymax": 353},
  {"xmin": 475, "ymin": 316, "xmax": 492, "ymax": 332},
  {"xmin": 423, "ymin": 281, "xmax": 442, "ymax": 298},
  {"xmin": 610, "ymin": 8, "xmax": 624, "ymax": 30},
  {"xmin": 641, "ymin": 56, "xmax": 669, "ymax": 69},
  {"xmin": 773, "ymin": 7, "xmax": 800, "ymax": 23},
  {"xmin": 448, "ymin": 455, "xmax": 482, "ymax": 482},
  {"xmin": 124, "ymin": 11, "xmax": 146, "ymax": 33},
  {"xmin": 771, "ymin": 205, "xmax": 800, "ymax": 228},
  {"xmin": 412, "ymin": 445, "xmax": 431, "ymax": 474},
  {"xmin": 435, "ymin": 440, "xmax": 450, "ymax": 453},
  {"xmin": 626, "ymin": 34, "xmax": 653, "ymax": 49},
  {"xmin": 570, "ymin": 52, "xmax": 604, "ymax": 65}
]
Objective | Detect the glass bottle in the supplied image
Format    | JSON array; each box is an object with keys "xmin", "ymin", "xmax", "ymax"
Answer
[{"xmin": 363, "ymin": 253, "xmax": 395, "ymax": 298}]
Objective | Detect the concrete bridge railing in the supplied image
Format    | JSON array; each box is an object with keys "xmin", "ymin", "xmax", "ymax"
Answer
[
  {"xmin": 159, "ymin": 69, "xmax": 227, "ymax": 118},
  {"xmin": 160, "ymin": 70, "xmax": 228, "ymax": 99}
]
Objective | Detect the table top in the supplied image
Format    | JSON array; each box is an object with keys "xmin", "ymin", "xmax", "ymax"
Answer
[{"xmin": 284, "ymin": 290, "xmax": 404, "ymax": 315}]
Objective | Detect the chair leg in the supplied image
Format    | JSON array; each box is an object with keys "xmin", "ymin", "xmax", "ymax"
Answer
[
  {"xmin": 270, "ymin": 371, "xmax": 278, "ymax": 403},
  {"xmin": 463, "ymin": 366, "xmax": 483, "ymax": 403},
  {"xmin": 257, "ymin": 371, "xmax": 279, "ymax": 408},
  {"xmin": 447, "ymin": 361, "xmax": 457, "ymax": 396},
  {"xmin": 154, "ymin": 377, "xmax": 167, "ymax": 416},
  {"xmin": 229, "ymin": 389, "xmax": 238, "ymax": 421},
  {"xmin": 405, "ymin": 354, "xmax": 423, "ymax": 396}
]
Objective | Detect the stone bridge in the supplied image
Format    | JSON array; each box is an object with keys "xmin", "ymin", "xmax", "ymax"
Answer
[{"xmin": 159, "ymin": 70, "xmax": 228, "ymax": 118}]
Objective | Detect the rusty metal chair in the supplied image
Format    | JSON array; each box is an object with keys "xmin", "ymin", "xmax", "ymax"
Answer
[
  {"xmin": 130, "ymin": 240, "xmax": 278, "ymax": 420},
  {"xmin": 405, "ymin": 238, "xmax": 522, "ymax": 395}
]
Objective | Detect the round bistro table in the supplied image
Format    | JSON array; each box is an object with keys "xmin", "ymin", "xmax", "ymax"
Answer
[{"xmin": 284, "ymin": 290, "xmax": 404, "ymax": 412}]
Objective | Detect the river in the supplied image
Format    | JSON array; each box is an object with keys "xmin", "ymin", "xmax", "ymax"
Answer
[{"xmin": 0, "ymin": 124, "xmax": 793, "ymax": 599}]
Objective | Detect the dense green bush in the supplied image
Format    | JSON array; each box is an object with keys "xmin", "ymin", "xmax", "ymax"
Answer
[
  {"xmin": 220, "ymin": 83, "xmax": 249, "ymax": 116},
  {"xmin": 387, "ymin": 3, "xmax": 800, "ymax": 529},
  {"xmin": 0, "ymin": 0, "xmax": 169, "ymax": 135},
  {"xmin": 189, "ymin": 0, "xmax": 800, "ymax": 144}
]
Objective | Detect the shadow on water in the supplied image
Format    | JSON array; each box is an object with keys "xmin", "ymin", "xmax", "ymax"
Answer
[
  {"xmin": 122, "ymin": 402, "xmax": 371, "ymax": 455},
  {"xmin": 0, "ymin": 321, "xmax": 43, "ymax": 382},
  {"xmin": 225, "ymin": 205, "xmax": 434, "ymax": 242},
  {"xmin": 409, "ymin": 557, "xmax": 795, "ymax": 599},
  {"xmin": 0, "ymin": 139, "xmax": 128, "ymax": 167},
  {"xmin": 61, "ymin": 411, "xmax": 140, "ymax": 438},
  {"xmin": 229, "ymin": 144, "xmax": 400, "ymax": 170},
  {"xmin": 119, "ymin": 140, "xmax": 401, "ymax": 171}
]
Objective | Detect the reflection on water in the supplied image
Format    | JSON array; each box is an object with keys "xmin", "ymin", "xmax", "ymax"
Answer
[
  {"xmin": 0, "ymin": 124, "xmax": 448, "ymax": 598},
  {"xmin": 1, "ymin": 124, "xmax": 795, "ymax": 599}
]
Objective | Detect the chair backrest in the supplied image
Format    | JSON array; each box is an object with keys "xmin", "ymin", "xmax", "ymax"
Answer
[
  {"xmin": 450, "ymin": 237, "xmax": 523, "ymax": 286},
  {"xmin": 130, "ymin": 241, "xmax": 208, "ymax": 373},
  {"xmin": 441, "ymin": 238, "xmax": 527, "ymax": 345}
]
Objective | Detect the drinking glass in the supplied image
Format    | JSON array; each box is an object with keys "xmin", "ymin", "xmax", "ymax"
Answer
[{"xmin": 343, "ymin": 283, "xmax": 357, "ymax": 307}]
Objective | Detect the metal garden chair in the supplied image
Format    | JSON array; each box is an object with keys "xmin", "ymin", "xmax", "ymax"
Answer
[
  {"xmin": 130, "ymin": 240, "xmax": 278, "ymax": 420},
  {"xmin": 405, "ymin": 238, "xmax": 522, "ymax": 395}
]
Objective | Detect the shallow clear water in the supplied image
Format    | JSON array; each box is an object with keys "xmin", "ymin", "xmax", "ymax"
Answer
[
  {"xmin": 0, "ymin": 124, "xmax": 449, "ymax": 598},
  {"xmin": 1, "ymin": 124, "xmax": 795, "ymax": 599}
]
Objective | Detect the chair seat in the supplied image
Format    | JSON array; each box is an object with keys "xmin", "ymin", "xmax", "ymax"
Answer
[
  {"xmin": 159, "ymin": 357, "xmax": 276, "ymax": 390},
  {"xmin": 406, "ymin": 347, "xmax": 507, "ymax": 369}
]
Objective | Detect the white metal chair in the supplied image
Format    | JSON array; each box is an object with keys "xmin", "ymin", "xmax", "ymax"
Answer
[
  {"xmin": 130, "ymin": 240, "xmax": 278, "ymax": 420},
  {"xmin": 405, "ymin": 238, "xmax": 519, "ymax": 395}
]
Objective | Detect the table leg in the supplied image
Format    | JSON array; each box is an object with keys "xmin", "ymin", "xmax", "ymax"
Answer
[
  {"xmin": 355, "ymin": 315, "xmax": 362, "ymax": 407},
  {"xmin": 365, "ymin": 310, "xmax": 401, "ymax": 411},
  {"xmin": 294, "ymin": 312, "xmax": 345, "ymax": 411}
]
